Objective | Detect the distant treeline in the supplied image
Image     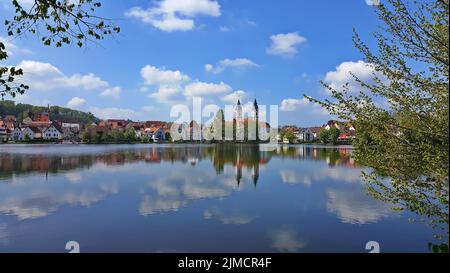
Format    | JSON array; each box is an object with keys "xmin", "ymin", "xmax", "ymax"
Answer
[{"xmin": 0, "ymin": 100, "xmax": 99, "ymax": 125}]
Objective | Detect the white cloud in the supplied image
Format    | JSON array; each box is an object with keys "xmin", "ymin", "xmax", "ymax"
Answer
[
  {"xmin": 100, "ymin": 86, "xmax": 122, "ymax": 100},
  {"xmin": 205, "ymin": 58, "xmax": 259, "ymax": 74},
  {"xmin": 327, "ymin": 188, "xmax": 394, "ymax": 225},
  {"xmin": 203, "ymin": 208, "xmax": 254, "ymax": 225},
  {"xmin": 13, "ymin": 93, "xmax": 51, "ymax": 106},
  {"xmin": 280, "ymin": 97, "xmax": 309, "ymax": 112},
  {"xmin": 266, "ymin": 32, "xmax": 307, "ymax": 57},
  {"xmin": 221, "ymin": 90, "xmax": 247, "ymax": 104},
  {"xmin": 270, "ymin": 229, "xmax": 306, "ymax": 253},
  {"xmin": 280, "ymin": 97, "xmax": 329, "ymax": 116},
  {"xmin": 280, "ymin": 170, "xmax": 312, "ymax": 187},
  {"xmin": 126, "ymin": 0, "xmax": 221, "ymax": 32},
  {"xmin": 204, "ymin": 64, "xmax": 214, "ymax": 72},
  {"xmin": 0, "ymin": 36, "xmax": 17, "ymax": 55},
  {"xmin": 323, "ymin": 60, "xmax": 386, "ymax": 94},
  {"xmin": 0, "ymin": 36, "xmax": 31, "ymax": 55},
  {"xmin": 141, "ymin": 65, "xmax": 189, "ymax": 86},
  {"xmin": 366, "ymin": 0, "xmax": 381, "ymax": 6},
  {"xmin": 0, "ymin": 184, "xmax": 119, "ymax": 220},
  {"xmin": 17, "ymin": 60, "xmax": 108, "ymax": 91},
  {"xmin": 141, "ymin": 106, "xmax": 158, "ymax": 112},
  {"xmin": 140, "ymin": 64, "xmax": 245, "ymax": 105},
  {"xmin": 89, "ymin": 106, "xmax": 138, "ymax": 120},
  {"xmin": 148, "ymin": 84, "xmax": 181, "ymax": 103},
  {"xmin": 65, "ymin": 172, "xmax": 83, "ymax": 183},
  {"xmin": 183, "ymin": 81, "xmax": 232, "ymax": 97},
  {"xmin": 219, "ymin": 26, "xmax": 230, "ymax": 32},
  {"xmin": 139, "ymin": 86, "xmax": 149, "ymax": 92},
  {"xmin": 67, "ymin": 97, "xmax": 87, "ymax": 108}
]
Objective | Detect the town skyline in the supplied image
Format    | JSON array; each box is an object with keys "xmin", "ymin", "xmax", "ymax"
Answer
[{"xmin": 1, "ymin": 98, "xmax": 355, "ymax": 144}]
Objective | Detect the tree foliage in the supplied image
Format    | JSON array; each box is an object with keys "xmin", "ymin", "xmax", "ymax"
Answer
[
  {"xmin": 327, "ymin": 127, "xmax": 340, "ymax": 145},
  {"xmin": 307, "ymin": 0, "xmax": 449, "ymax": 248},
  {"xmin": 0, "ymin": 100, "xmax": 98, "ymax": 124},
  {"xmin": 282, "ymin": 131, "xmax": 297, "ymax": 143},
  {"xmin": 318, "ymin": 129, "xmax": 329, "ymax": 144},
  {"xmin": 1, "ymin": 0, "xmax": 120, "ymax": 98}
]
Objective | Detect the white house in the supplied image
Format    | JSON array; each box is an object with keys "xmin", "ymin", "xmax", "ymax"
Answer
[
  {"xmin": 62, "ymin": 123, "xmax": 80, "ymax": 130},
  {"xmin": 61, "ymin": 123, "xmax": 80, "ymax": 140},
  {"xmin": 43, "ymin": 123, "xmax": 63, "ymax": 140},
  {"xmin": 325, "ymin": 120, "xmax": 341, "ymax": 131},
  {"xmin": 20, "ymin": 127, "xmax": 38, "ymax": 140},
  {"xmin": 295, "ymin": 128, "xmax": 314, "ymax": 142},
  {"xmin": 12, "ymin": 127, "xmax": 23, "ymax": 141}
]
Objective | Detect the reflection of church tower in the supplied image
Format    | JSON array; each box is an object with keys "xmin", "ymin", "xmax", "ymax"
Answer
[
  {"xmin": 252, "ymin": 164, "xmax": 259, "ymax": 187},
  {"xmin": 235, "ymin": 165, "xmax": 242, "ymax": 187},
  {"xmin": 252, "ymin": 99, "xmax": 259, "ymax": 119},
  {"xmin": 234, "ymin": 99, "xmax": 243, "ymax": 120},
  {"xmin": 235, "ymin": 146, "xmax": 242, "ymax": 187}
]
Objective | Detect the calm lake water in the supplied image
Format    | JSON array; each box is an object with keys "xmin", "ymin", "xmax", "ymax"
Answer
[{"xmin": 0, "ymin": 144, "xmax": 442, "ymax": 253}]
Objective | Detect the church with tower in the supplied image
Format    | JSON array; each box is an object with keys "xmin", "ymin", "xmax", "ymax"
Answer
[
  {"xmin": 209, "ymin": 98, "xmax": 270, "ymax": 143},
  {"xmin": 232, "ymin": 99, "xmax": 261, "ymax": 142},
  {"xmin": 233, "ymin": 99, "xmax": 259, "ymax": 121}
]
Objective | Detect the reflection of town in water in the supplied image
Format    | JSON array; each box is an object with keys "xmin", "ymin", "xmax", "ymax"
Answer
[
  {"xmin": 0, "ymin": 144, "xmax": 444, "ymax": 253},
  {"xmin": 0, "ymin": 144, "xmax": 356, "ymax": 186}
]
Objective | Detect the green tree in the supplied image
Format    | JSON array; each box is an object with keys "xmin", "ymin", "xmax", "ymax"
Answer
[
  {"xmin": 318, "ymin": 129, "xmax": 329, "ymax": 144},
  {"xmin": 283, "ymin": 131, "xmax": 297, "ymax": 143},
  {"xmin": 141, "ymin": 135, "xmax": 149, "ymax": 143},
  {"xmin": 327, "ymin": 127, "xmax": 340, "ymax": 145},
  {"xmin": 81, "ymin": 129, "xmax": 91, "ymax": 143},
  {"xmin": 124, "ymin": 127, "xmax": 137, "ymax": 143},
  {"xmin": 1, "ymin": 0, "xmax": 119, "ymax": 98},
  {"xmin": 0, "ymin": 100, "xmax": 98, "ymax": 124},
  {"xmin": 110, "ymin": 130, "xmax": 124, "ymax": 143},
  {"xmin": 307, "ymin": 0, "xmax": 449, "ymax": 248}
]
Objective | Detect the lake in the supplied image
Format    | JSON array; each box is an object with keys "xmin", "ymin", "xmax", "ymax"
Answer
[{"xmin": 0, "ymin": 144, "xmax": 443, "ymax": 252}]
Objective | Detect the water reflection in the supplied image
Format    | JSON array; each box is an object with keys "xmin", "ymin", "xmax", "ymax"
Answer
[
  {"xmin": 269, "ymin": 228, "xmax": 306, "ymax": 253},
  {"xmin": 0, "ymin": 144, "xmax": 443, "ymax": 252},
  {"xmin": 0, "ymin": 144, "xmax": 356, "ymax": 184}
]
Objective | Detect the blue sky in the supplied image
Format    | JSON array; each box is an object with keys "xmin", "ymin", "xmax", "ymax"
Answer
[{"xmin": 0, "ymin": 0, "xmax": 381, "ymax": 126}]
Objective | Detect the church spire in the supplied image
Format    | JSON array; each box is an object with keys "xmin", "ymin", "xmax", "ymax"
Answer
[{"xmin": 234, "ymin": 99, "xmax": 243, "ymax": 121}]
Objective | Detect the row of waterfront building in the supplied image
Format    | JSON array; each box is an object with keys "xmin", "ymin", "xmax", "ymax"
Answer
[
  {"xmin": 1, "ymin": 100, "xmax": 356, "ymax": 143},
  {"xmin": 0, "ymin": 112, "xmax": 80, "ymax": 142}
]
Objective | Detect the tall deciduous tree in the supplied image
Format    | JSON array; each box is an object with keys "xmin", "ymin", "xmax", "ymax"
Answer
[
  {"xmin": 307, "ymin": 0, "xmax": 449, "ymax": 249},
  {"xmin": 1, "ymin": 0, "xmax": 120, "ymax": 98}
]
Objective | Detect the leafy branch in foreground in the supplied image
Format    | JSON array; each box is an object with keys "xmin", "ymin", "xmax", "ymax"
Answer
[
  {"xmin": 1, "ymin": 0, "xmax": 120, "ymax": 98},
  {"xmin": 0, "ymin": 41, "xmax": 29, "ymax": 98},
  {"xmin": 306, "ymin": 0, "xmax": 449, "ymax": 248}
]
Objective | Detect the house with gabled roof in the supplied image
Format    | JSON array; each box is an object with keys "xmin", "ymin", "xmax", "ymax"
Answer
[
  {"xmin": 308, "ymin": 127, "xmax": 322, "ymax": 139},
  {"xmin": 43, "ymin": 122, "xmax": 63, "ymax": 140}
]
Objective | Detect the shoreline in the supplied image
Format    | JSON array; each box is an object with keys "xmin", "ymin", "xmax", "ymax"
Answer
[{"xmin": 0, "ymin": 141, "xmax": 353, "ymax": 146}]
